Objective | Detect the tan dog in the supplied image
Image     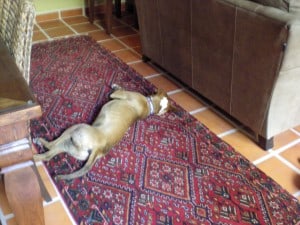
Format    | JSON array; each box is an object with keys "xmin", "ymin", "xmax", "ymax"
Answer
[{"xmin": 34, "ymin": 84, "xmax": 171, "ymax": 180}]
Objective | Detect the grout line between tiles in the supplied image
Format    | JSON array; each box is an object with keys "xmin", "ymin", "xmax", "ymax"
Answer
[
  {"xmin": 60, "ymin": 19, "xmax": 80, "ymax": 35},
  {"xmin": 110, "ymin": 33, "xmax": 134, "ymax": 50},
  {"xmin": 252, "ymin": 153, "xmax": 276, "ymax": 166},
  {"xmin": 4, "ymin": 213, "xmax": 13, "ymax": 221},
  {"xmin": 291, "ymin": 128, "xmax": 300, "ymax": 136},
  {"xmin": 126, "ymin": 60, "xmax": 143, "ymax": 65},
  {"xmin": 0, "ymin": 208, "xmax": 7, "ymax": 225},
  {"xmin": 145, "ymin": 73, "xmax": 164, "ymax": 79},
  {"xmin": 253, "ymin": 139, "xmax": 300, "ymax": 168},
  {"xmin": 118, "ymin": 33, "xmax": 140, "ymax": 40},
  {"xmin": 274, "ymin": 138, "xmax": 300, "ymax": 154},
  {"xmin": 218, "ymin": 129, "xmax": 238, "ymax": 138},
  {"xmin": 101, "ymin": 33, "xmax": 143, "ymax": 58},
  {"xmin": 35, "ymin": 23, "xmax": 52, "ymax": 40},
  {"xmin": 275, "ymin": 154, "xmax": 300, "ymax": 174},
  {"xmin": 167, "ymin": 88, "xmax": 184, "ymax": 95},
  {"xmin": 293, "ymin": 190, "xmax": 300, "ymax": 198},
  {"xmin": 91, "ymin": 21, "xmax": 106, "ymax": 31},
  {"xmin": 189, "ymin": 107, "xmax": 209, "ymax": 115}
]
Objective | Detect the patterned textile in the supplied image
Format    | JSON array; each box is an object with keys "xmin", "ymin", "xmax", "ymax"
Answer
[
  {"xmin": 0, "ymin": 0, "xmax": 35, "ymax": 84},
  {"xmin": 30, "ymin": 36, "xmax": 300, "ymax": 225}
]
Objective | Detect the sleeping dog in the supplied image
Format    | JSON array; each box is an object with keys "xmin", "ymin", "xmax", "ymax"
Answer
[{"xmin": 34, "ymin": 84, "xmax": 172, "ymax": 180}]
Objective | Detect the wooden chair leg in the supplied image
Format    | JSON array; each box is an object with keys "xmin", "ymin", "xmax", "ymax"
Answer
[
  {"xmin": 88, "ymin": 0, "xmax": 95, "ymax": 23},
  {"xmin": 105, "ymin": 0, "xmax": 113, "ymax": 34},
  {"xmin": 115, "ymin": 0, "xmax": 122, "ymax": 18}
]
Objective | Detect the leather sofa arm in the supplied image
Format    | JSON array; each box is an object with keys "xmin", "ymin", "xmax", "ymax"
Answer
[
  {"xmin": 264, "ymin": 21, "xmax": 300, "ymax": 138},
  {"xmin": 221, "ymin": 0, "xmax": 300, "ymax": 138}
]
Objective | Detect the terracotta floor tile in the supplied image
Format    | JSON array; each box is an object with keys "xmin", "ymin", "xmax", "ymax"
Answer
[
  {"xmin": 193, "ymin": 109, "xmax": 235, "ymax": 135},
  {"xmin": 63, "ymin": 16, "xmax": 89, "ymax": 25},
  {"xmin": 221, "ymin": 132, "xmax": 268, "ymax": 161},
  {"xmin": 88, "ymin": 30, "xmax": 112, "ymax": 41},
  {"xmin": 71, "ymin": 23, "xmax": 99, "ymax": 33},
  {"xmin": 170, "ymin": 91, "xmax": 205, "ymax": 112},
  {"xmin": 114, "ymin": 49, "xmax": 141, "ymax": 63},
  {"xmin": 33, "ymin": 31, "xmax": 48, "ymax": 42},
  {"xmin": 111, "ymin": 26, "xmax": 137, "ymax": 37},
  {"xmin": 44, "ymin": 26, "xmax": 75, "ymax": 38},
  {"xmin": 119, "ymin": 34, "xmax": 141, "ymax": 48},
  {"xmin": 273, "ymin": 130, "xmax": 299, "ymax": 150},
  {"xmin": 38, "ymin": 20, "xmax": 65, "ymax": 29},
  {"xmin": 6, "ymin": 218, "xmax": 17, "ymax": 225},
  {"xmin": 294, "ymin": 125, "xmax": 300, "ymax": 133},
  {"xmin": 147, "ymin": 75, "xmax": 180, "ymax": 92},
  {"xmin": 133, "ymin": 46, "xmax": 142, "ymax": 55},
  {"xmin": 130, "ymin": 62, "xmax": 160, "ymax": 77},
  {"xmin": 34, "ymin": 24, "xmax": 39, "ymax": 31},
  {"xmin": 121, "ymin": 15, "xmax": 138, "ymax": 27},
  {"xmin": 100, "ymin": 39, "xmax": 126, "ymax": 51},
  {"xmin": 256, "ymin": 157, "xmax": 300, "ymax": 194},
  {"xmin": 97, "ymin": 18, "xmax": 123, "ymax": 30},
  {"xmin": 36, "ymin": 12, "xmax": 59, "ymax": 23},
  {"xmin": 280, "ymin": 143, "xmax": 300, "ymax": 169},
  {"xmin": 61, "ymin": 8, "xmax": 83, "ymax": 18},
  {"xmin": 44, "ymin": 201, "xmax": 73, "ymax": 225}
]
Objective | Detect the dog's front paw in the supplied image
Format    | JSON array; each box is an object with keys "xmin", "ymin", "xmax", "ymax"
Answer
[
  {"xmin": 32, "ymin": 137, "xmax": 42, "ymax": 146},
  {"xmin": 111, "ymin": 83, "xmax": 122, "ymax": 90}
]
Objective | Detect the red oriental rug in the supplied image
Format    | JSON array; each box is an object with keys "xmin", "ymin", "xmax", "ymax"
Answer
[{"xmin": 30, "ymin": 36, "xmax": 300, "ymax": 225}]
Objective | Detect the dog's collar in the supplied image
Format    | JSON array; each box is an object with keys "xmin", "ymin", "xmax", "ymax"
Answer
[{"xmin": 146, "ymin": 96, "xmax": 155, "ymax": 115}]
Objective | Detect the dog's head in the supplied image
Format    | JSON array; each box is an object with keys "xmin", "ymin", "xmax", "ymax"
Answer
[{"xmin": 151, "ymin": 89, "xmax": 175, "ymax": 115}]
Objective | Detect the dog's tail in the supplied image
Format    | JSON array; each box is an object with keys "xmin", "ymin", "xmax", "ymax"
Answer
[{"xmin": 55, "ymin": 149, "xmax": 102, "ymax": 180}]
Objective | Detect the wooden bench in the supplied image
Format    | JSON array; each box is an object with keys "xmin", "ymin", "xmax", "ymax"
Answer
[{"xmin": 0, "ymin": 39, "xmax": 45, "ymax": 225}]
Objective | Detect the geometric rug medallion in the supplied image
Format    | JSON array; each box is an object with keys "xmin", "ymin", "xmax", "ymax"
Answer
[{"xmin": 30, "ymin": 36, "xmax": 300, "ymax": 225}]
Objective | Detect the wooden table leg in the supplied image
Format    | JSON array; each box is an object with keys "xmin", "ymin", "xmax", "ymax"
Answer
[
  {"xmin": 4, "ymin": 164, "xmax": 45, "ymax": 225},
  {"xmin": 105, "ymin": 0, "xmax": 113, "ymax": 34}
]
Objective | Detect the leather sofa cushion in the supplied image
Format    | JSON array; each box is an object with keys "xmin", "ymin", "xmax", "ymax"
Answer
[{"xmin": 250, "ymin": 0, "xmax": 300, "ymax": 14}]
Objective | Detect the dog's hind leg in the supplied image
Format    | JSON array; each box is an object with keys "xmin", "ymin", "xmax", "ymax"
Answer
[
  {"xmin": 38, "ymin": 124, "xmax": 85, "ymax": 149},
  {"xmin": 33, "ymin": 143, "xmax": 66, "ymax": 162},
  {"xmin": 55, "ymin": 148, "xmax": 104, "ymax": 180},
  {"xmin": 37, "ymin": 137, "xmax": 55, "ymax": 149}
]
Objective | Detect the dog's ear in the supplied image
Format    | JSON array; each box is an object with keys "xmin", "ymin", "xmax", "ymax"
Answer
[
  {"xmin": 155, "ymin": 88, "xmax": 166, "ymax": 96},
  {"xmin": 168, "ymin": 103, "xmax": 178, "ymax": 113},
  {"xmin": 155, "ymin": 89, "xmax": 178, "ymax": 113}
]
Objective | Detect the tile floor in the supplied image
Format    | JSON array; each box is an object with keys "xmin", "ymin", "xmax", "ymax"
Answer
[{"xmin": 0, "ymin": 8, "xmax": 299, "ymax": 225}]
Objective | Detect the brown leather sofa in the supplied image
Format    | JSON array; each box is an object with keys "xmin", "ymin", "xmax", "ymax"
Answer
[{"xmin": 135, "ymin": 0, "xmax": 300, "ymax": 149}]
